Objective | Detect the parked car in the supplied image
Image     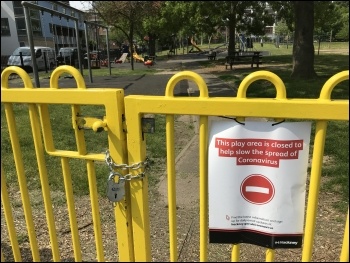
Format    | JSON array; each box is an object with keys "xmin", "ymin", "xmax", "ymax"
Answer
[
  {"xmin": 7, "ymin": 46, "xmax": 55, "ymax": 72},
  {"xmin": 56, "ymin": 47, "xmax": 84, "ymax": 67}
]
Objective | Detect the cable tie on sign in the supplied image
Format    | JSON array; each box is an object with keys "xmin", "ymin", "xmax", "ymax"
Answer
[
  {"xmin": 234, "ymin": 118, "xmax": 245, "ymax": 125},
  {"xmin": 272, "ymin": 119, "xmax": 285, "ymax": 126}
]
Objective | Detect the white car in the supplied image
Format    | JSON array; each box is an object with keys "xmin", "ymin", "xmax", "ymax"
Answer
[{"xmin": 7, "ymin": 46, "xmax": 56, "ymax": 72}]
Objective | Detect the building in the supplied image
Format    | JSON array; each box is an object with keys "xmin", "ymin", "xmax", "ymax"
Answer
[{"xmin": 1, "ymin": 1, "xmax": 86, "ymax": 56}]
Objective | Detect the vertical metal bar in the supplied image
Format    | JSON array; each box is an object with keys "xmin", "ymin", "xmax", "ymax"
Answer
[
  {"xmin": 74, "ymin": 20, "xmax": 83, "ymax": 76},
  {"xmin": 1, "ymin": 165, "xmax": 22, "ymax": 262},
  {"xmin": 37, "ymin": 105, "xmax": 55, "ymax": 152},
  {"xmin": 265, "ymin": 248, "xmax": 275, "ymax": 262},
  {"xmin": 231, "ymin": 244, "xmax": 240, "ymax": 262},
  {"xmin": 28, "ymin": 104, "xmax": 61, "ymax": 261},
  {"xmin": 61, "ymin": 157, "xmax": 82, "ymax": 261},
  {"xmin": 106, "ymin": 27, "xmax": 111, "ymax": 76},
  {"xmin": 199, "ymin": 115, "xmax": 208, "ymax": 262},
  {"xmin": 166, "ymin": 114, "xmax": 177, "ymax": 261},
  {"xmin": 105, "ymin": 91, "xmax": 135, "ymax": 262},
  {"xmin": 23, "ymin": 6, "xmax": 40, "ymax": 87},
  {"xmin": 86, "ymin": 160, "xmax": 105, "ymax": 261},
  {"xmin": 340, "ymin": 210, "xmax": 349, "ymax": 262},
  {"xmin": 84, "ymin": 21, "xmax": 93, "ymax": 83},
  {"xmin": 4, "ymin": 103, "xmax": 40, "ymax": 261},
  {"xmin": 302, "ymin": 120, "xmax": 328, "ymax": 262},
  {"xmin": 71, "ymin": 105, "xmax": 87, "ymax": 155},
  {"xmin": 123, "ymin": 108, "xmax": 151, "ymax": 261}
]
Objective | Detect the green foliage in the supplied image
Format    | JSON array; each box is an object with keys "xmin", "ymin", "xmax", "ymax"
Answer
[
  {"xmin": 269, "ymin": 1, "xmax": 349, "ymax": 41},
  {"xmin": 267, "ymin": 1, "xmax": 295, "ymax": 32},
  {"xmin": 314, "ymin": 2, "xmax": 343, "ymax": 40},
  {"xmin": 93, "ymin": 1, "xmax": 164, "ymax": 66},
  {"xmin": 333, "ymin": 1, "xmax": 349, "ymax": 40},
  {"xmin": 275, "ymin": 19, "xmax": 292, "ymax": 37}
]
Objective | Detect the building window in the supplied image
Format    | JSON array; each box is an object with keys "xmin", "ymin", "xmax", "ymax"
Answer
[
  {"xmin": 15, "ymin": 17, "xmax": 42, "ymax": 37},
  {"xmin": 62, "ymin": 8, "xmax": 66, "ymax": 14},
  {"xmin": 265, "ymin": 26, "xmax": 273, "ymax": 35},
  {"xmin": 13, "ymin": 1, "xmax": 24, "ymax": 15},
  {"xmin": 29, "ymin": 9, "xmax": 40, "ymax": 19},
  {"xmin": 1, "ymin": 18, "xmax": 11, "ymax": 36},
  {"xmin": 15, "ymin": 17, "xmax": 26, "ymax": 36},
  {"xmin": 52, "ymin": 3, "xmax": 58, "ymax": 11},
  {"xmin": 31, "ymin": 19, "xmax": 42, "ymax": 36},
  {"xmin": 71, "ymin": 10, "xmax": 75, "ymax": 17}
]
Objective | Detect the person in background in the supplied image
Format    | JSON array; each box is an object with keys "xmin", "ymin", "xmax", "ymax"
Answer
[{"xmin": 260, "ymin": 38, "xmax": 264, "ymax": 47}]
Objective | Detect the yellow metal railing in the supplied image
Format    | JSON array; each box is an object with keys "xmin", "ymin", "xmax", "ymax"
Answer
[
  {"xmin": 1, "ymin": 65, "xmax": 349, "ymax": 262},
  {"xmin": 124, "ymin": 70, "xmax": 349, "ymax": 262}
]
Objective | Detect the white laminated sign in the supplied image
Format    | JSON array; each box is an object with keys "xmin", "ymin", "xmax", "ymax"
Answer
[{"xmin": 208, "ymin": 120, "xmax": 312, "ymax": 249}]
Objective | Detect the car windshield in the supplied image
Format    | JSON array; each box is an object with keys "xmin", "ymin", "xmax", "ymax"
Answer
[
  {"xmin": 12, "ymin": 48, "xmax": 32, "ymax": 56},
  {"xmin": 58, "ymin": 48, "xmax": 75, "ymax": 56}
]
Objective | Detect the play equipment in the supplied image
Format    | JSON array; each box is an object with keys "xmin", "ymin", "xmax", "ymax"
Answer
[
  {"xmin": 133, "ymin": 52, "xmax": 144, "ymax": 63},
  {"xmin": 190, "ymin": 37, "xmax": 203, "ymax": 53},
  {"xmin": 115, "ymin": 53, "xmax": 129, "ymax": 63},
  {"xmin": 142, "ymin": 55, "xmax": 156, "ymax": 67},
  {"xmin": 144, "ymin": 59, "xmax": 153, "ymax": 67}
]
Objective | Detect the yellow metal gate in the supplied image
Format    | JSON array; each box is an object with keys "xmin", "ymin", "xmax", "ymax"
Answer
[
  {"xmin": 1, "ymin": 65, "xmax": 349, "ymax": 262},
  {"xmin": 1, "ymin": 66, "xmax": 134, "ymax": 262}
]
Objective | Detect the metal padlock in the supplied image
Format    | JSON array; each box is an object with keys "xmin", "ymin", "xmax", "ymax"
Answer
[{"xmin": 106, "ymin": 172, "xmax": 125, "ymax": 203}]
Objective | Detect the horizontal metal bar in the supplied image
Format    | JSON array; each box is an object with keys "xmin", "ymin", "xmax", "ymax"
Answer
[
  {"xmin": 46, "ymin": 151, "xmax": 105, "ymax": 161},
  {"xmin": 1, "ymin": 89, "xmax": 124, "ymax": 104},
  {"xmin": 124, "ymin": 96, "xmax": 348, "ymax": 121},
  {"xmin": 21, "ymin": 1, "xmax": 79, "ymax": 21},
  {"xmin": 84, "ymin": 20, "xmax": 108, "ymax": 29},
  {"xmin": 2, "ymin": 89, "xmax": 348, "ymax": 120}
]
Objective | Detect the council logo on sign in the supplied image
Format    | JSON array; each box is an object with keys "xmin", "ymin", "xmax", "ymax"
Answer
[{"xmin": 240, "ymin": 174, "xmax": 275, "ymax": 205}]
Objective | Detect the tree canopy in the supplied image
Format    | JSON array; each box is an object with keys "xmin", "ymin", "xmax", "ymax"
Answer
[{"xmin": 88, "ymin": 1, "xmax": 348, "ymax": 76}]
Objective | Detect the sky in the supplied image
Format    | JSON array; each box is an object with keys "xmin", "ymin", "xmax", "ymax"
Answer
[{"xmin": 69, "ymin": 1, "xmax": 92, "ymax": 11}]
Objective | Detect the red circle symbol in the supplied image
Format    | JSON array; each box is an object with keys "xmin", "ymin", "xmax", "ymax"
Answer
[{"xmin": 240, "ymin": 174, "xmax": 275, "ymax": 205}]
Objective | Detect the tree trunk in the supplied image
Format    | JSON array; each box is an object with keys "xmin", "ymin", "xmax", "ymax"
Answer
[
  {"xmin": 227, "ymin": 20, "xmax": 236, "ymax": 57},
  {"xmin": 148, "ymin": 33, "xmax": 157, "ymax": 57},
  {"xmin": 129, "ymin": 24, "xmax": 134, "ymax": 70},
  {"xmin": 130, "ymin": 37, "xmax": 134, "ymax": 70},
  {"xmin": 291, "ymin": 1, "xmax": 317, "ymax": 79}
]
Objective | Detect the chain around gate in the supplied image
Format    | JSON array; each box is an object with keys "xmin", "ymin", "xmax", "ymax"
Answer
[{"xmin": 105, "ymin": 150, "xmax": 149, "ymax": 205}]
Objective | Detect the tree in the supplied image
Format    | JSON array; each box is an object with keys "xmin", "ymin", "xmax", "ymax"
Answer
[
  {"xmin": 152, "ymin": 2, "xmax": 215, "ymax": 53},
  {"xmin": 275, "ymin": 19, "xmax": 292, "ymax": 49},
  {"xmin": 212, "ymin": 2, "xmax": 274, "ymax": 56},
  {"xmin": 269, "ymin": 1, "xmax": 318, "ymax": 79},
  {"xmin": 291, "ymin": 1, "xmax": 317, "ymax": 79},
  {"xmin": 314, "ymin": 1, "xmax": 344, "ymax": 54},
  {"xmin": 176, "ymin": 2, "xmax": 274, "ymax": 56},
  {"xmin": 93, "ymin": 1, "xmax": 162, "ymax": 70},
  {"xmin": 332, "ymin": 1, "xmax": 349, "ymax": 41},
  {"xmin": 142, "ymin": 1, "xmax": 179, "ymax": 56}
]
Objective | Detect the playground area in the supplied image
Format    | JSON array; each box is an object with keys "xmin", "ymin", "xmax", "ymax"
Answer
[
  {"xmin": 1, "ymin": 2, "xmax": 348, "ymax": 262},
  {"xmin": 2, "ymin": 40, "xmax": 348, "ymax": 262}
]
